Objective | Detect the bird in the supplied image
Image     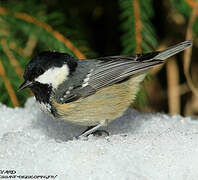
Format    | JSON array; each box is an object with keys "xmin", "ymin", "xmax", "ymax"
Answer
[{"xmin": 18, "ymin": 40, "xmax": 192, "ymax": 138}]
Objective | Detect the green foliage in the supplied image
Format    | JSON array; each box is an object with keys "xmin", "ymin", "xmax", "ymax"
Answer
[
  {"xmin": 139, "ymin": 0, "xmax": 158, "ymax": 52},
  {"xmin": 119, "ymin": 0, "xmax": 136, "ymax": 54},
  {"xmin": 119, "ymin": 0, "xmax": 157, "ymax": 54}
]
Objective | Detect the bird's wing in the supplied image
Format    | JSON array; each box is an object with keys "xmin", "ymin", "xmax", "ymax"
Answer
[
  {"xmin": 56, "ymin": 52, "xmax": 162, "ymax": 103},
  {"xmin": 83, "ymin": 53, "xmax": 162, "ymax": 90},
  {"xmin": 57, "ymin": 40, "xmax": 192, "ymax": 103}
]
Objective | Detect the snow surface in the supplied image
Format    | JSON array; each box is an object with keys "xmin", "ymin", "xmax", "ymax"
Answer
[{"xmin": 0, "ymin": 98, "xmax": 198, "ymax": 180}]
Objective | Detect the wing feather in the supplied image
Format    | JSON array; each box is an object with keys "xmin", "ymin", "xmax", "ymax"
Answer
[{"xmin": 86, "ymin": 54, "xmax": 162, "ymax": 90}]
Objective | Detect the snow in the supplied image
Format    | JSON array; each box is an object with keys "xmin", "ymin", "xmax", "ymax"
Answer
[{"xmin": 0, "ymin": 98, "xmax": 198, "ymax": 180}]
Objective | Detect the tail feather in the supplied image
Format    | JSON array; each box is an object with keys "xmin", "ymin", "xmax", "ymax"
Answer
[{"xmin": 154, "ymin": 40, "xmax": 192, "ymax": 60}]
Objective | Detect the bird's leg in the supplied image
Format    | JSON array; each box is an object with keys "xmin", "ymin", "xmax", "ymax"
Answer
[
  {"xmin": 81, "ymin": 126, "xmax": 95, "ymax": 134},
  {"xmin": 78, "ymin": 124, "xmax": 102, "ymax": 138},
  {"xmin": 76, "ymin": 124, "xmax": 109, "ymax": 139}
]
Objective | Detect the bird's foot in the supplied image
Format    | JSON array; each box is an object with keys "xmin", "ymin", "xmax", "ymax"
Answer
[
  {"xmin": 75, "ymin": 125, "xmax": 109, "ymax": 140},
  {"xmin": 91, "ymin": 130, "xmax": 109, "ymax": 137}
]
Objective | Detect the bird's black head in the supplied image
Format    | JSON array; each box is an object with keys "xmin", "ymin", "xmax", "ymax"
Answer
[{"xmin": 18, "ymin": 51, "xmax": 78, "ymax": 92}]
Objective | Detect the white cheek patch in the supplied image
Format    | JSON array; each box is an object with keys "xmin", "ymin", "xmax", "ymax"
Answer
[{"xmin": 35, "ymin": 64, "xmax": 69, "ymax": 89}]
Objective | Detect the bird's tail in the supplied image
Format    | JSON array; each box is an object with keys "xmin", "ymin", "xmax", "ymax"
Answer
[{"xmin": 154, "ymin": 40, "xmax": 192, "ymax": 60}]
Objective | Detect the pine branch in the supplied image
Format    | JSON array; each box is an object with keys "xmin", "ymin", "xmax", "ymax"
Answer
[
  {"xmin": 133, "ymin": 0, "xmax": 142, "ymax": 53},
  {"xmin": 15, "ymin": 12, "xmax": 86, "ymax": 59},
  {"xmin": 23, "ymin": 35, "xmax": 38, "ymax": 57},
  {"xmin": 1, "ymin": 39, "xmax": 23, "ymax": 76},
  {"xmin": 9, "ymin": 42, "xmax": 25, "ymax": 57},
  {"xmin": 119, "ymin": 0, "xmax": 157, "ymax": 54},
  {"xmin": 119, "ymin": 0, "xmax": 136, "ymax": 54},
  {"xmin": 0, "ymin": 58, "xmax": 19, "ymax": 106},
  {"xmin": 0, "ymin": 7, "xmax": 86, "ymax": 59}
]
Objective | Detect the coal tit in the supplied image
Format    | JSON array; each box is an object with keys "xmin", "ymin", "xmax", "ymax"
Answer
[{"xmin": 18, "ymin": 40, "xmax": 192, "ymax": 138}]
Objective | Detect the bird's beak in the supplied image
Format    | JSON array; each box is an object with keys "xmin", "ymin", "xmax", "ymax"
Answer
[{"xmin": 18, "ymin": 80, "xmax": 33, "ymax": 91}]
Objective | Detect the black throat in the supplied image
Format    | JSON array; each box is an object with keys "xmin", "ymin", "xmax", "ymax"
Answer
[{"xmin": 30, "ymin": 82, "xmax": 52, "ymax": 104}]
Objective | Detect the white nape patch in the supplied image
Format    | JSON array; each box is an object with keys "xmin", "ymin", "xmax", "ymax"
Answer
[{"xmin": 35, "ymin": 65, "xmax": 69, "ymax": 89}]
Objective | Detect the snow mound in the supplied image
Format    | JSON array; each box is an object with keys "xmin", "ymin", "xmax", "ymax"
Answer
[{"xmin": 0, "ymin": 98, "xmax": 198, "ymax": 180}]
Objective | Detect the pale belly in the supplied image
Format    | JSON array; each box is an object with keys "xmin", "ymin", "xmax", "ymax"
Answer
[{"xmin": 52, "ymin": 73, "xmax": 146, "ymax": 126}]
